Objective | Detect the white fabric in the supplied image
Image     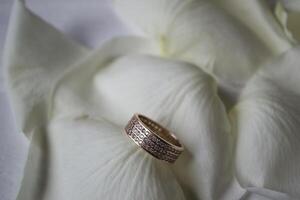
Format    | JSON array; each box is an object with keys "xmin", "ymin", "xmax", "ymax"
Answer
[{"xmin": 2, "ymin": 0, "xmax": 300, "ymax": 200}]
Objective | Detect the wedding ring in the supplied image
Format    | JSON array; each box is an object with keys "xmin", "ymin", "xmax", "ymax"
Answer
[{"xmin": 124, "ymin": 113, "xmax": 184, "ymax": 163}]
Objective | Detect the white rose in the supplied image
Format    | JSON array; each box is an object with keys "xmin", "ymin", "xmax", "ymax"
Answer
[{"xmin": 4, "ymin": 0, "xmax": 300, "ymax": 199}]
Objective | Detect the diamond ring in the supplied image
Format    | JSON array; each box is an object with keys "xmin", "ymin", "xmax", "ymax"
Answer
[{"xmin": 124, "ymin": 113, "xmax": 184, "ymax": 163}]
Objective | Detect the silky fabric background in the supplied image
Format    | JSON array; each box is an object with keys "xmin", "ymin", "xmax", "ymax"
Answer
[{"xmin": 0, "ymin": 1, "xmax": 128, "ymax": 200}]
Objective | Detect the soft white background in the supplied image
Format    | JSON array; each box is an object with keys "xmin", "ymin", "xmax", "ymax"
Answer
[{"xmin": 0, "ymin": 1, "xmax": 128, "ymax": 200}]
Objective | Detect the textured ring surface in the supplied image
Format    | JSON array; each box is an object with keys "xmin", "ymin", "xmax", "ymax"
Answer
[{"xmin": 124, "ymin": 113, "xmax": 184, "ymax": 163}]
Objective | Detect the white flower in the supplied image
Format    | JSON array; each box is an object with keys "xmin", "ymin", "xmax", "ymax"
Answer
[
  {"xmin": 113, "ymin": 0, "xmax": 293, "ymax": 87},
  {"xmin": 4, "ymin": 0, "xmax": 300, "ymax": 200}
]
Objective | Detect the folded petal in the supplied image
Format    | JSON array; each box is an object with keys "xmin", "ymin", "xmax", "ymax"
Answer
[
  {"xmin": 274, "ymin": 2, "xmax": 297, "ymax": 43},
  {"xmin": 231, "ymin": 47, "xmax": 300, "ymax": 198},
  {"xmin": 3, "ymin": 0, "xmax": 88, "ymax": 137},
  {"xmin": 53, "ymin": 54, "xmax": 234, "ymax": 199},
  {"xmin": 243, "ymin": 187, "xmax": 295, "ymax": 200},
  {"xmin": 114, "ymin": 0, "xmax": 273, "ymax": 86},
  {"xmin": 212, "ymin": 0, "xmax": 293, "ymax": 54},
  {"xmin": 275, "ymin": 1, "xmax": 300, "ymax": 42},
  {"xmin": 50, "ymin": 36, "xmax": 159, "ymax": 118},
  {"xmin": 17, "ymin": 116, "xmax": 186, "ymax": 200}
]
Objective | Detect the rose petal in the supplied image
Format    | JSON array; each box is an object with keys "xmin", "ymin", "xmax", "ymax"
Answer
[
  {"xmin": 114, "ymin": 0, "xmax": 273, "ymax": 86},
  {"xmin": 231, "ymin": 47, "xmax": 300, "ymax": 198},
  {"xmin": 3, "ymin": 0, "xmax": 88, "ymax": 137},
  {"xmin": 212, "ymin": 0, "xmax": 293, "ymax": 53},
  {"xmin": 53, "ymin": 54, "xmax": 234, "ymax": 199},
  {"xmin": 17, "ymin": 116, "xmax": 186, "ymax": 200},
  {"xmin": 275, "ymin": 1, "xmax": 300, "ymax": 42},
  {"xmin": 50, "ymin": 36, "xmax": 159, "ymax": 118}
]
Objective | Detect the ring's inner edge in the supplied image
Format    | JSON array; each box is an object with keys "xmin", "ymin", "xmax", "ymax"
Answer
[{"xmin": 138, "ymin": 115, "xmax": 181, "ymax": 147}]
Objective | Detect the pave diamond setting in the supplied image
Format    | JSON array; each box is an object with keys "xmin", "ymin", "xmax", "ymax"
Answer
[{"xmin": 124, "ymin": 114, "xmax": 183, "ymax": 163}]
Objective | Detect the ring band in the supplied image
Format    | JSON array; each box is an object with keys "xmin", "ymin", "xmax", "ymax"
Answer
[{"xmin": 124, "ymin": 113, "xmax": 184, "ymax": 163}]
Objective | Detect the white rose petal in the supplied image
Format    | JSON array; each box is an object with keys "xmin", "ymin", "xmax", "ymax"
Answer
[
  {"xmin": 212, "ymin": 0, "xmax": 293, "ymax": 53},
  {"xmin": 53, "ymin": 54, "xmax": 234, "ymax": 199},
  {"xmin": 231, "ymin": 47, "xmax": 300, "ymax": 199},
  {"xmin": 3, "ymin": 0, "xmax": 89, "ymax": 138},
  {"xmin": 275, "ymin": 1, "xmax": 300, "ymax": 42},
  {"xmin": 17, "ymin": 116, "xmax": 186, "ymax": 200},
  {"xmin": 114, "ymin": 0, "xmax": 275, "ymax": 87}
]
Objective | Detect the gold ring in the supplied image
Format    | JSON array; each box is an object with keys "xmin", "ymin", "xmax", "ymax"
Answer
[{"xmin": 124, "ymin": 113, "xmax": 184, "ymax": 163}]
